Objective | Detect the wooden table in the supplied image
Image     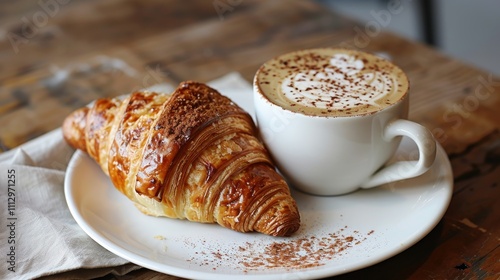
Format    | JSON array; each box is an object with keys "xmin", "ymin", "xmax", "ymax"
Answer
[{"xmin": 1, "ymin": 0, "xmax": 498, "ymax": 279}]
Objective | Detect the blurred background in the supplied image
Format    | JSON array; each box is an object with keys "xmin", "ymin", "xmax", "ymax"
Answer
[{"xmin": 318, "ymin": 0, "xmax": 500, "ymax": 76}]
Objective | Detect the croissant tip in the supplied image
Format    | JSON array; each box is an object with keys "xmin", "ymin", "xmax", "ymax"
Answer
[
  {"xmin": 257, "ymin": 207, "xmax": 301, "ymax": 237},
  {"xmin": 272, "ymin": 224, "xmax": 301, "ymax": 237},
  {"xmin": 62, "ymin": 107, "xmax": 89, "ymax": 152}
]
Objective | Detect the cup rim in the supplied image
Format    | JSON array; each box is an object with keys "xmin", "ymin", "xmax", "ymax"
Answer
[{"xmin": 253, "ymin": 48, "xmax": 410, "ymax": 119}]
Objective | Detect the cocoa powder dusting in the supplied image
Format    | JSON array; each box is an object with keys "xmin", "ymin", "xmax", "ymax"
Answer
[{"xmin": 183, "ymin": 227, "xmax": 374, "ymax": 272}]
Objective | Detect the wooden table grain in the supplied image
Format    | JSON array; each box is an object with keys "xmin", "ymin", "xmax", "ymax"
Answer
[{"xmin": 1, "ymin": 0, "xmax": 498, "ymax": 279}]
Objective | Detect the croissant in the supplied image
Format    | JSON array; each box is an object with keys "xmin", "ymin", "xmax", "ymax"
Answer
[{"xmin": 62, "ymin": 81, "xmax": 300, "ymax": 237}]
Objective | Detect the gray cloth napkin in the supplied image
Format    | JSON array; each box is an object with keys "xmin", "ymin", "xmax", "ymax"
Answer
[{"xmin": 0, "ymin": 72, "xmax": 252, "ymax": 280}]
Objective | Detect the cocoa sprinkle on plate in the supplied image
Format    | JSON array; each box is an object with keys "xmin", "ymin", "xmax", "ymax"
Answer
[{"xmin": 184, "ymin": 227, "xmax": 374, "ymax": 272}]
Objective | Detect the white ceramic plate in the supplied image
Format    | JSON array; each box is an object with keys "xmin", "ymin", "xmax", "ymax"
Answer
[{"xmin": 64, "ymin": 83, "xmax": 453, "ymax": 279}]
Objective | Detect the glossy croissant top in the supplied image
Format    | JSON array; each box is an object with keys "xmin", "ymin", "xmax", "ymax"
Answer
[{"xmin": 62, "ymin": 81, "xmax": 300, "ymax": 237}]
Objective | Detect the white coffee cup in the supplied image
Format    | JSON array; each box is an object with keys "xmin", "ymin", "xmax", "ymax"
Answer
[{"xmin": 253, "ymin": 48, "xmax": 436, "ymax": 196}]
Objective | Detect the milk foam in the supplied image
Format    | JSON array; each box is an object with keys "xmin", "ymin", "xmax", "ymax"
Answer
[{"xmin": 257, "ymin": 49, "xmax": 408, "ymax": 117}]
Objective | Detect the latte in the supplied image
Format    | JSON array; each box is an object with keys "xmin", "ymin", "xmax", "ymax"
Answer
[{"xmin": 255, "ymin": 48, "xmax": 409, "ymax": 117}]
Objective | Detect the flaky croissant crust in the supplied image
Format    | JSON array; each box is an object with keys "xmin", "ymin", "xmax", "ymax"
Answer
[{"xmin": 63, "ymin": 81, "xmax": 300, "ymax": 236}]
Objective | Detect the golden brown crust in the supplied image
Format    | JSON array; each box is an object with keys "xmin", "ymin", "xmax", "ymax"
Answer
[
  {"xmin": 62, "ymin": 81, "xmax": 300, "ymax": 236},
  {"xmin": 107, "ymin": 92, "xmax": 168, "ymax": 196},
  {"xmin": 218, "ymin": 163, "xmax": 300, "ymax": 236},
  {"xmin": 135, "ymin": 81, "xmax": 248, "ymax": 200},
  {"xmin": 62, "ymin": 107, "xmax": 88, "ymax": 152},
  {"xmin": 86, "ymin": 98, "xmax": 122, "ymax": 176}
]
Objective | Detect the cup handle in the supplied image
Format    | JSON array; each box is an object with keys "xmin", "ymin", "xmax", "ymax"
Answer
[{"xmin": 360, "ymin": 119, "xmax": 437, "ymax": 189}]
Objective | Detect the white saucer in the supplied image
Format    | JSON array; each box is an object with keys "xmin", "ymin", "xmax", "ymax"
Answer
[{"xmin": 64, "ymin": 83, "xmax": 453, "ymax": 279}]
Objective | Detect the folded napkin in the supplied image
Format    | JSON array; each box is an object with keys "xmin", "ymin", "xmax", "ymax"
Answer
[{"xmin": 0, "ymin": 72, "xmax": 253, "ymax": 280}]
